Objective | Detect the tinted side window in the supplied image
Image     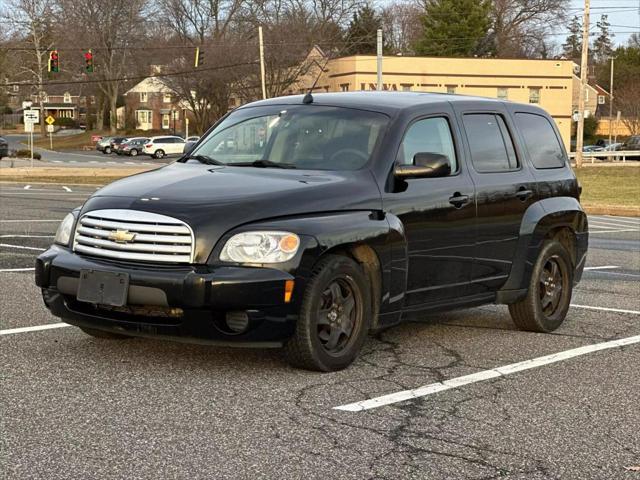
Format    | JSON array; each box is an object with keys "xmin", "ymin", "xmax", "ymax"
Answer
[
  {"xmin": 515, "ymin": 113, "xmax": 566, "ymax": 169},
  {"xmin": 463, "ymin": 114, "xmax": 518, "ymax": 172},
  {"xmin": 398, "ymin": 117, "xmax": 457, "ymax": 173}
]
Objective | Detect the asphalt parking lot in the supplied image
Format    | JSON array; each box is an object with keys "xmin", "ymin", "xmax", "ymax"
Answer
[{"xmin": 1, "ymin": 182, "xmax": 639, "ymax": 479}]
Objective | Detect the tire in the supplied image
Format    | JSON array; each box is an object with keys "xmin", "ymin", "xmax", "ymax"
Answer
[
  {"xmin": 284, "ymin": 254, "xmax": 371, "ymax": 371},
  {"xmin": 509, "ymin": 239, "xmax": 573, "ymax": 332},
  {"xmin": 104, "ymin": 147, "xmax": 111, "ymax": 154},
  {"xmin": 79, "ymin": 326, "xmax": 131, "ymax": 339},
  {"xmin": 154, "ymin": 149, "xmax": 165, "ymax": 159},
  {"xmin": 130, "ymin": 149, "xmax": 138, "ymax": 157}
]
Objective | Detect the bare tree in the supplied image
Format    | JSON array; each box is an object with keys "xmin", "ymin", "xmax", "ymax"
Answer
[
  {"xmin": 57, "ymin": 0, "xmax": 148, "ymax": 133},
  {"xmin": 617, "ymin": 81, "xmax": 640, "ymax": 135},
  {"xmin": 382, "ymin": 1, "xmax": 423, "ymax": 55},
  {"xmin": 4, "ymin": 0, "xmax": 58, "ymax": 134}
]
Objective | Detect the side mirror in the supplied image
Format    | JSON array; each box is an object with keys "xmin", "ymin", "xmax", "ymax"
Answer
[
  {"xmin": 183, "ymin": 141, "xmax": 197, "ymax": 155},
  {"xmin": 395, "ymin": 153, "xmax": 451, "ymax": 179}
]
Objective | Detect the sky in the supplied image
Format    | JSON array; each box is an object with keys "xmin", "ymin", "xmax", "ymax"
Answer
[{"xmin": 567, "ymin": 0, "xmax": 639, "ymax": 46}]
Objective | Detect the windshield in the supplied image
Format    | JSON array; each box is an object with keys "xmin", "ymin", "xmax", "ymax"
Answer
[{"xmin": 190, "ymin": 106, "xmax": 388, "ymax": 170}]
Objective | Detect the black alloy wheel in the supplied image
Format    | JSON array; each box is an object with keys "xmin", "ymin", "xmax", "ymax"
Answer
[
  {"xmin": 284, "ymin": 254, "xmax": 371, "ymax": 371},
  {"xmin": 509, "ymin": 239, "xmax": 573, "ymax": 332}
]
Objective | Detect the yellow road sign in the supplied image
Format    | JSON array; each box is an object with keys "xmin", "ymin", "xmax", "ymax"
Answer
[{"xmin": 45, "ymin": 115, "xmax": 55, "ymax": 125}]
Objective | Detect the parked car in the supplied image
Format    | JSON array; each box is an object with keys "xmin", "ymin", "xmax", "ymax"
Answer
[
  {"xmin": 109, "ymin": 137, "xmax": 130, "ymax": 154},
  {"xmin": 0, "ymin": 137, "xmax": 8, "ymax": 159},
  {"xmin": 186, "ymin": 136, "xmax": 200, "ymax": 142},
  {"xmin": 117, "ymin": 138, "xmax": 149, "ymax": 157},
  {"xmin": 142, "ymin": 136, "xmax": 186, "ymax": 159},
  {"xmin": 36, "ymin": 92, "xmax": 588, "ymax": 371},
  {"xmin": 95, "ymin": 136, "xmax": 113, "ymax": 154},
  {"xmin": 619, "ymin": 135, "xmax": 640, "ymax": 159}
]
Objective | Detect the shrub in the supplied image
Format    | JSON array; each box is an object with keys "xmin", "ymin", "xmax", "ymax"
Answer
[
  {"xmin": 55, "ymin": 117, "xmax": 79, "ymax": 128},
  {"xmin": 15, "ymin": 149, "xmax": 42, "ymax": 160}
]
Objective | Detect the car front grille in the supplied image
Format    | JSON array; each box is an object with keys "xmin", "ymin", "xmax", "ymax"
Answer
[{"xmin": 73, "ymin": 209, "xmax": 194, "ymax": 264}]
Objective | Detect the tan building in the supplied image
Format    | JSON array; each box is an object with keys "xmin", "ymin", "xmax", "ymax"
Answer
[{"xmin": 296, "ymin": 55, "xmax": 574, "ymax": 148}]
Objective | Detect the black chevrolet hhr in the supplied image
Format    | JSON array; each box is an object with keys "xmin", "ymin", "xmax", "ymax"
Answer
[{"xmin": 36, "ymin": 92, "xmax": 588, "ymax": 371}]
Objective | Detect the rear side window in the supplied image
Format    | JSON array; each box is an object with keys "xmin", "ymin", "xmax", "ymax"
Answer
[
  {"xmin": 463, "ymin": 114, "xmax": 518, "ymax": 172},
  {"xmin": 398, "ymin": 117, "xmax": 457, "ymax": 173},
  {"xmin": 515, "ymin": 113, "xmax": 566, "ymax": 169}
]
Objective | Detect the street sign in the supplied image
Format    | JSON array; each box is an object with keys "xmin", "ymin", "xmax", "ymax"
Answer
[
  {"xmin": 23, "ymin": 110, "xmax": 40, "ymax": 124},
  {"xmin": 22, "ymin": 101, "xmax": 33, "ymax": 110},
  {"xmin": 45, "ymin": 115, "xmax": 55, "ymax": 125},
  {"xmin": 24, "ymin": 122, "xmax": 34, "ymax": 132},
  {"xmin": 47, "ymin": 125, "xmax": 54, "ymax": 133}
]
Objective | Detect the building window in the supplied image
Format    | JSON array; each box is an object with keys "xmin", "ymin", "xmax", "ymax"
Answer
[
  {"xmin": 13, "ymin": 85, "xmax": 19, "ymax": 92},
  {"xmin": 340, "ymin": 83, "xmax": 349, "ymax": 92},
  {"xmin": 63, "ymin": 92, "xmax": 71, "ymax": 103},
  {"xmin": 529, "ymin": 88, "xmax": 541, "ymax": 104},
  {"xmin": 497, "ymin": 87, "xmax": 508, "ymax": 100},
  {"xmin": 162, "ymin": 113, "xmax": 170, "ymax": 129},
  {"xmin": 136, "ymin": 110, "xmax": 152, "ymax": 128},
  {"xmin": 598, "ymin": 95, "xmax": 606, "ymax": 105},
  {"xmin": 163, "ymin": 93, "xmax": 172, "ymax": 103},
  {"xmin": 446, "ymin": 86, "xmax": 456, "ymax": 95},
  {"xmin": 140, "ymin": 92, "xmax": 148, "ymax": 103}
]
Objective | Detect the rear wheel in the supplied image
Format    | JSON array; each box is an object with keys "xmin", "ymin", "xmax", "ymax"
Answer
[
  {"xmin": 79, "ymin": 327, "xmax": 131, "ymax": 339},
  {"xmin": 284, "ymin": 255, "xmax": 371, "ymax": 371},
  {"xmin": 509, "ymin": 239, "xmax": 573, "ymax": 332},
  {"xmin": 130, "ymin": 149, "xmax": 138, "ymax": 157},
  {"xmin": 154, "ymin": 149, "xmax": 165, "ymax": 159},
  {"xmin": 104, "ymin": 146, "xmax": 111, "ymax": 154}
]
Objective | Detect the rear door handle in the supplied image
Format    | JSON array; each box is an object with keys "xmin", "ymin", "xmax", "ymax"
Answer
[
  {"xmin": 515, "ymin": 187, "xmax": 533, "ymax": 201},
  {"xmin": 449, "ymin": 192, "xmax": 470, "ymax": 208}
]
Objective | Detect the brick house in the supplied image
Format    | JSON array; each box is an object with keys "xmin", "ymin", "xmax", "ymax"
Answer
[{"xmin": 121, "ymin": 77, "xmax": 191, "ymax": 133}]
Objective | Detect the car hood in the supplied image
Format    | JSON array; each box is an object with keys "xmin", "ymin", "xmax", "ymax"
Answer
[{"xmin": 80, "ymin": 162, "xmax": 382, "ymax": 263}]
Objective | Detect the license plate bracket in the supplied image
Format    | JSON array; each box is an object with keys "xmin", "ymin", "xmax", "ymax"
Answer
[{"xmin": 77, "ymin": 270, "xmax": 129, "ymax": 307}]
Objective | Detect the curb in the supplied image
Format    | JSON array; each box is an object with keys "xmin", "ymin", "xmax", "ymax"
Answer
[{"xmin": 583, "ymin": 205, "xmax": 640, "ymax": 217}]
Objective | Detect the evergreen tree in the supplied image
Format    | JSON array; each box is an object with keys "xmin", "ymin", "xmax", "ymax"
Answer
[
  {"xmin": 414, "ymin": 0, "xmax": 491, "ymax": 57},
  {"xmin": 592, "ymin": 15, "xmax": 614, "ymax": 64},
  {"xmin": 343, "ymin": 6, "xmax": 382, "ymax": 56},
  {"xmin": 562, "ymin": 16, "xmax": 582, "ymax": 63}
]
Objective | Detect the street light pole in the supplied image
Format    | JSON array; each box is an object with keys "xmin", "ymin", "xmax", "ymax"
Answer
[
  {"xmin": 574, "ymin": 0, "xmax": 591, "ymax": 168},
  {"xmin": 259, "ymin": 26, "xmax": 267, "ymax": 100},
  {"xmin": 608, "ymin": 57, "xmax": 614, "ymax": 147}
]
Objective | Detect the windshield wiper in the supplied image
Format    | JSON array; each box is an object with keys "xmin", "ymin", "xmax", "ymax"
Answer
[
  {"xmin": 183, "ymin": 154, "xmax": 225, "ymax": 166},
  {"xmin": 233, "ymin": 159, "xmax": 297, "ymax": 169}
]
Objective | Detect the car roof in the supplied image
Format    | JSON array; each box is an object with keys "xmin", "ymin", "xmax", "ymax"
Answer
[{"xmin": 240, "ymin": 91, "xmax": 507, "ymax": 115}]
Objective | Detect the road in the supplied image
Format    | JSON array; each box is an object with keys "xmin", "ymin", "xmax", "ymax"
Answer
[
  {"xmin": 1, "ymin": 134, "xmax": 172, "ymax": 167},
  {"xmin": 1, "ymin": 182, "xmax": 639, "ymax": 479}
]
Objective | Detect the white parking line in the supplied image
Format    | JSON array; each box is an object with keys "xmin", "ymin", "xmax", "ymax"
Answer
[
  {"xmin": 590, "ymin": 229, "xmax": 639, "ymax": 234},
  {"xmin": 585, "ymin": 271, "xmax": 640, "ymax": 278},
  {"xmin": 335, "ymin": 333, "xmax": 640, "ymax": 412},
  {"xmin": 570, "ymin": 304, "xmax": 640, "ymax": 315},
  {"xmin": 0, "ymin": 219, "xmax": 62, "ymax": 223},
  {"xmin": 0, "ymin": 243, "xmax": 46, "ymax": 251},
  {"xmin": 0, "ymin": 235, "xmax": 53, "ymax": 238},
  {"xmin": 0, "ymin": 267, "xmax": 36, "ymax": 272},
  {"xmin": 0, "ymin": 323, "xmax": 70, "ymax": 335},
  {"xmin": 23, "ymin": 185, "xmax": 31, "ymax": 190},
  {"xmin": 602, "ymin": 216, "xmax": 640, "ymax": 225},
  {"xmin": 590, "ymin": 221, "xmax": 639, "ymax": 229},
  {"xmin": 62, "ymin": 186, "xmax": 72, "ymax": 192},
  {"xmin": 583, "ymin": 265, "xmax": 619, "ymax": 271}
]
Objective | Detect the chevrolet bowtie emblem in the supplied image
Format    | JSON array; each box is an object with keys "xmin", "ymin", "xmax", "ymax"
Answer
[{"xmin": 109, "ymin": 229, "xmax": 136, "ymax": 243}]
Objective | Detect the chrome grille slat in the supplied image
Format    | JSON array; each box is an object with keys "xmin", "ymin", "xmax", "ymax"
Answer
[
  {"xmin": 73, "ymin": 209, "xmax": 194, "ymax": 264},
  {"xmin": 76, "ymin": 226, "xmax": 192, "ymax": 244}
]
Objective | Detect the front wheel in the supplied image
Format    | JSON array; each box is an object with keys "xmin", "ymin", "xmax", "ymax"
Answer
[
  {"xmin": 284, "ymin": 254, "xmax": 371, "ymax": 371},
  {"xmin": 154, "ymin": 149, "xmax": 165, "ymax": 159},
  {"xmin": 130, "ymin": 149, "xmax": 138, "ymax": 157},
  {"xmin": 509, "ymin": 239, "xmax": 573, "ymax": 332},
  {"xmin": 104, "ymin": 147, "xmax": 111, "ymax": 154}
]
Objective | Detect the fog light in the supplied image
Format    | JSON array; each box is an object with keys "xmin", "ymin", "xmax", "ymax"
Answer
[{"xmin": 226, "ymin": 311, "xmax": 249, "ymax": 333}]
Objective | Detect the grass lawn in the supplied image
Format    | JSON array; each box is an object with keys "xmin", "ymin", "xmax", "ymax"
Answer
[
  {"xmin": 575, "ymin": 166, "xmax": 640, "ymax": 208},
  {"xmin": 33, "ymin": 132, "xmax": 100, "ymax": 150}
]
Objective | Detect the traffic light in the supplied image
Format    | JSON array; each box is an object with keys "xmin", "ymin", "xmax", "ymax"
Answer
[
  {"xmin": 84, "ymin": 50, "xmax": 94, "ymax": 73},
  {"xmin": 48, "ymin": 50, "xmax": 59, "ymax": 73},
  {"xmin": 194, "ymin": 47, "xmax": 204, "ymax": 68}
]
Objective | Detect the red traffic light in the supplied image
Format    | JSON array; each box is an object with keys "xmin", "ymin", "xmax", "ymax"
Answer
[{"xmin": 84, "ymin": 52, "xmax": 93, "ymax": 60}]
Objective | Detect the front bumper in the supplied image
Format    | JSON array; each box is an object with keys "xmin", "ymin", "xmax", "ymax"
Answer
[{"xmin": 36, "ymin": 246, "xmax": 299, "ymax": 346}]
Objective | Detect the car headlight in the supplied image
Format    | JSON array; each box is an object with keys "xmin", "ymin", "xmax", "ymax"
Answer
[
  {"xmin": 220, "ymin": 231, "xmax": 300, "ymax": 263},
  {"xmin": 54, "ymin": 212, "xmax": 76, "ymax": 246}
]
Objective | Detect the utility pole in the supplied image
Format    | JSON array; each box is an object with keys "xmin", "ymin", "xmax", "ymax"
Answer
[
  {"xmin": 575, "ymin": 0, "xmax": 590, "ymax": 168},
  {"xmin": 376, "ymin": 29, "xmax": 383, "ymax": 91},
  {"xmin": 258, "ymin": 26, "xmax": 267, "ymax": 100},
  {"xmin": 608, "ymin": 57, "xmax": 614, "ymax": 147}
]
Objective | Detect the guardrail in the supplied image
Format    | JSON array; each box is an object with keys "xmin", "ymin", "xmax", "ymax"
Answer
[{"xmin": 568, "ymin": 151, "xmax": 640, "ymax": 163}]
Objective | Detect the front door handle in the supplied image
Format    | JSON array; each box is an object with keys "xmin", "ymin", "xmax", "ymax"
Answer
[
  {"xmin": 449, "ymin": 192, "xmax": 470, "ymax": 208},
  {"xmin": 515, "ymin": 187, "xmax": 533, "ymax": 201}
]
